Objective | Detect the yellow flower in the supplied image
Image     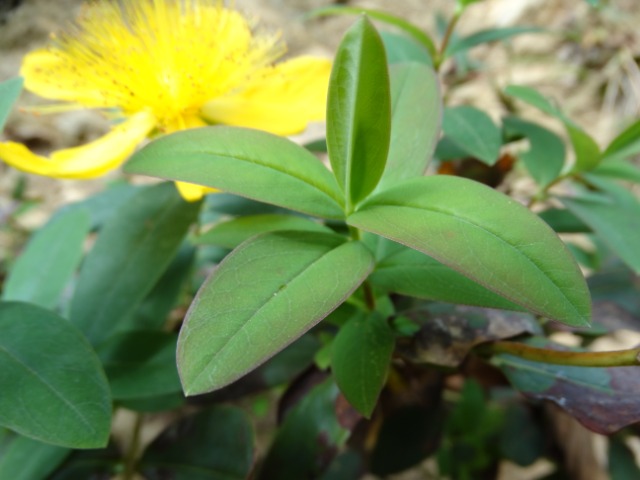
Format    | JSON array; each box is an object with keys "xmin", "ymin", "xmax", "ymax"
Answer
[{"xmin": 0, "ymin": 0, "xmax": 331, "ymax": 200}]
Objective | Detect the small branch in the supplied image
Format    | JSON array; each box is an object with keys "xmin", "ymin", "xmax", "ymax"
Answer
[
  {"xmin": 434, "ymin": 11, "xmax": 462, "ymax": 70},
  {"xmin": 363, "ymin": 281, "xmax": 376, "ymax": 311},
  {"xmin": 482, "ymin": 341, "xmax": 640, "ymax": 367},
  {"xmin": 123, "ymin": 413, "xmax": 144, "ymax": 480}
]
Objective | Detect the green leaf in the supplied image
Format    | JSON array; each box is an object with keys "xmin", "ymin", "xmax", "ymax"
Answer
[
  {"xmin": 140, "ymin": 406, "xmax": 254, "ymax": 480},
  {"xmin": 69, "ymin": 183, "xmax": 200, "ymax": 345},
  {"xmin": 538, "ymin": 208, "xmax": 591, "ymax": 233},
  {"xmin": 603, "ymin": 117, "xmax": 640, "ymax": 160},
  {"xmin": 0, "ymin": 302, "xmax": 111, "ymax": 448},
  {"xmin": 178, "ymin": 231, "xmax": 374, "ymax": 395},
  {"xmin": 2, "ymin": 209, "xmax": 90, "ymax": 308},
  {"xmin": 0, "ymin": 432, "xmax": 70, "ymax": 480},
  {"xmin": 348, "ymin": 175, "xmax": 591, "ymax": 326},
  {"xmin": 505, "ymin": 85, "xmax": 601, "ymax": 171},
  {"xmin": 259, "ymin": 378, "xmax": 348, "ymax": 480},
  {"xmin": 0, "ymin": 77, "xmax": 23, "ymax": 130},
  {"xmin": 442, "ymin": 106, "xmax": 501, "ymax": 165},
  {"xmin": 97, "ymin": 331, "xmax": 181, "ymax": 400},
  {"xmin": 592, "ymin": 159, "xmax": 640, "ymax": 183},
  {"xmin": 331, "ymin": 312, "xmax": 394, "ymax": 417},
  {"xmin": 307, "ymin": 7, "xmax": 437, "ymax": 59},
  {"xmin": 446, "ymin": 27, "xmax": 542, "ymax": 57},
  {"xmin": 502, "ymin": 115, "xmax": 565, "ymax": 187},
  {"xmin": 381, "ymin": 32, "xmax": 432, "ymax": 65},
  {"xmin": 561, "ymin": 191, "xmax": 640, "ymax": 273},
  {"xmin": 195, "ymin": 214, "xmax": 332, "ymax": 249},
  {"xmin": 125, "ymin": 127, "xmax": 345, "ymax": 220},
  {"xmin": 377, "ymin": 62, "xmax": 441, "ymax": 190},
  {"xmin": 370, "ymin": 244, "xmax": 523, "ymax": 310},
  {"xmin": 327, "ymin": 17, "xmax": 391, "ymax": 208},
  {"xmin": 609, "ymin": 435, "xmax": 640, "ymax": 480}
]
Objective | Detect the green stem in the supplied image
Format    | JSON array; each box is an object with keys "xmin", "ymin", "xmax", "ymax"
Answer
[
  {"xmin": 434, "ymin": 10, "xmax": 462, "ymax": 70},
  {"xmin": 482, "ymin": 341, "xmax": 640, "ymax": 367},
  {"xmin": 123, "ymin": 413, "xmax": 144, "ymax": 480},
  {"xmin": 363, "ymin": 281, "xmax": 376, "ymax": 311}
]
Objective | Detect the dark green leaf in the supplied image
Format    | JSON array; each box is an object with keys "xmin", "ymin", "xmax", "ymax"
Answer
[
  {"xmin": 0, "ymin": 302, "xmax": 111, "ymax": 448},
  {"xmin": 442, "ymin": 106, "xmax": 501, "ymax": 165},
  {"xmin": 307, "ymin": 7, "xmax": 437, "ymax": 58},
  {"xmin": 69, "ymin": 183, "xmax": 200, "ymax": 345},
  {"xmin": 381, "ymin": 32, "xmax": 432, "ymax": 65},
  {"xmin": 2, "ymin": 209, "xmax": 90, "ymax": 308},
  {"xmin": 119, "ymin": 393, "xmax": 184, "ymax": 413},
  {"xmin": 538, "ymin": 208, "xmax": 591, "ymax": 233},
  {"xmin": 178, "ymin": 231, "xmax": 374, "ymax": 395},
  {"xmin": 505, "ymin": 85, "xmax": 601, "ymax": 171},
  {"xmin": 502, "ymin": 115, "xmax": 565, "ymax": 186},
  {"xmin": 331, "ymin": 312, "xmax": 395, "ymax": 417},
  {"xmin": 97, "ymin": 331, "xmax": 181, "ymax": 399},
  {"xmin": 561, "ymin": 191, "xmax": 640, "ymax": 273},
  {"xmin": 348, "ymin": 175, "xmax": 591, "ymax": 326},
  {"xmin": 494, "ymin": 347, "xmax": 640, "ymax": 434},
  {"xmin": 195, "ymin": 214, "xmax": 332, "ymax": 249},
  {"xmin": 499, "ymin": 404, "xmax": 545, "ymax": 466},
  {"xmin": 603, "ymin": 118, "xmax": 640, "ymax": 159},
  {"xmin": 370, "ymin": 244, "xmax": 523, "ymax": 310},
  {"xmin": 446, "ymin": 26, "xmax": 542, "ymax": 57},
  {"xmin": 125, "ymin": 127, "xmax": 345, "ymax": 219},
  {"xmin": 327, "ymin": 17, "xmax": 391, "ymax": 208},
  {"xmin": 259, "ymin": 378, "xmax": 348, "ymax": 480},
  {"xmin": 0, "ymin": 431, "xmax": 70, "ymax": 480},
  {"xmin": 377, "ymin": 62, "xmax": 441, "ymax": 190},
  {"xmin": 609, "ymin": 435, "xmax": 640, "ymax": 480},
  {"xmin": 140, "ymin": 406, "xmax": 254, "ymax": 480},
  {"xmin": 0, "ymin": 77, "xmax": 22, "ymax": 130}
]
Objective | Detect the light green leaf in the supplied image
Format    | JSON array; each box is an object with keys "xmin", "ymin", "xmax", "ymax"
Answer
[
  {"xmin": 0, "ymin": 302, "xmax": 111, "ymax": 448},
  {"xmin": 348, "ymin": 175, "xmax": 591, "ymax": 326},
  {"xmin": 69, "ymin": 183, "xmax": 200, "ymax": 345},
  {"xmin": 0, "ymin": 77, "xmax": 22, "ymax": 130},
  {"xmin": 381, "ymin": 32, "xmax": 432, "ymax": 65},
  {"xmin": 505, "ymin": 85, "xmax": 601, "ymax": 171},
  {"xmin": 327, "ymin": 17, "xmax": 391, "ymax": 208},
  {"xmin": 195, "ymin": 214, "xmax": 332, "ymax": 249},
  {"xmin": 592, "ymin": 160, "xmax": 640, "ymax": 183},
  {"xmin": 125, "ymin": 127, "xmax": 344, "ymax": 219},
  {"xmin": 370, "ymin": 244, "xmax": 523, "ymax": 310},
  {"xmin": 307, "ymin": 7, "xmax": 437, "ymax": 59},
  {"xmin": 502, "ymin": 115, "xmax": 565, "ymax": 187},
  {"xmin": 178, "ymin": 231, "xmax": 374, "ymax": 395},
  {"xmin": 446, "ymin": 27, "xmax": 542, "ymax": 57},
  {"xmin": 377, "ymin": 62, "xmax": 441, "ymax": 190},
  {"xmin": 602, "ymin": 117, "xmax": 640, "ymax": 160},
  {"xmin": 97, "ymin": 331, "xmax": 181, "ymax": 400},
  {"xmin": 2, "ymin": 209, "xmax": 90, "ymax": 308},
  {"xmin": 442, "ymin": 106, "xmax": 501, "ymax": 165},
  {"xmin": 332, "ymin": 312, "xmax": 395, "ymax": 417}
]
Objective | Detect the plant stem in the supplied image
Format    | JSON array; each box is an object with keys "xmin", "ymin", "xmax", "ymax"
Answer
[
  {"xmin": 123, "ymin": 413, "xmax": 144, "ymax": 480},
  {"xmin": 435, "ymin": 10, "xmax": 462, "ymax": 70},
  {"xmin": 483, "ymin": 341, "xmax": 640, "ymax": 367},
  {"xmin": 363, "ymin": 281, "xmax": 376, "ymax": 311}
]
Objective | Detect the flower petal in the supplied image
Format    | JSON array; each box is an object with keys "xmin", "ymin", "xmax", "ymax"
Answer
[
  {"xmin": 175, "ymin": 181, "xmax": 218, "ymax": 202},
  {"xmin": 0, "ymin": 111, "xmax": 156, "ymax": 179},
  {"xmin": 201, "ymin": 56, "xmax": 331, "ymax": 135}
]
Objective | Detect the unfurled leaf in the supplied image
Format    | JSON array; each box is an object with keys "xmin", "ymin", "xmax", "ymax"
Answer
[
  {"xmin": 442, "ymin": 106, "xmax": 501, "ymax": 165},
  {"xmin": 0, "ymin": 431, "xmax": 70, "ymax": 480},
  {"xmin": 377, "ymin": 62, "xmax": 441, "ymax": 190},
  {"xmin": 327, "ymin": 17, "xmax": 391, "ymax": 208},
  {"xmin": 561, "ymin": 190, "xmax": 640, "ymax": 273},
  {"xmin": 125, "ymin": 127, "xmax": 345, "ymax": 219},
  {"xmin": 140, "ymin": 406, "xmax": 254, "ymax": 480},
  {"xmin": 196, "ymin": 214, "xmax": 332, "ymax": 249},
  {"xmin": 0, "ymin": 77, "xmax": 22, "ymax": 130},
  {"xmin": 0, "ymin": 302, "xmax": 111, "ymax": 448},
  {"xmin": 97, "ymin": 331, "xmax": 181, "ymax": 400},
  {"xmin": 592, "ymin": 159, "xmax": 640, "ymax": 183},
  {"xmin": 259, "ymin": 378, "xmax": 349, "ymax": 480},
  {"xmin": 69, "ymin": 183, "xmax": 200, "ymax": 345},
  {"xmin": 2, "ymin": 209, "xmax": 90, "ymax": 308},
  {"xmin": 178, "ymin": 231, "xmax": 374, "ymax": 395},
  {"xmin": 494, "ymin": 344, "xmax": 640, "ymax": 434},
  {"xmin": 505, "ymin": 85, "xmax": 600, "ymax": 171},
  {"xmin": 332, "ymin": 312, "xmax": 395, "ymax": 417},
  {"xmin": 370, "ymin": 243, "xmax": 523, "ymax": 310},
  {"xmin": 602, "ymin": 117, "xmax": 640, "ymax": 160},
  {"xmin": 538, "ymin": 208, "xmax": 591, "ymax": 233},
  {"xmin": 446, "ymin": 27, "xmax": 542, "ymax": 57},
  {"xmin": 502, "ymin": 115, "xmax": 565, "ymax": 186},
  {"xmin": 348, "ymin": 175, "xmax": 591, "ymax": 326},
  {"xmin": 381, "ymin": 32, "xmax": 432, "ymax": 65}
]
